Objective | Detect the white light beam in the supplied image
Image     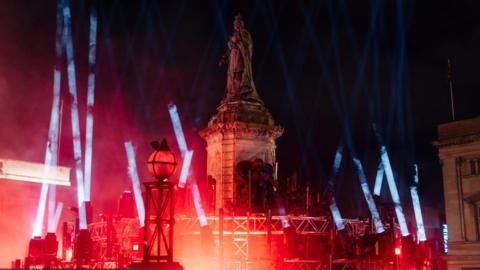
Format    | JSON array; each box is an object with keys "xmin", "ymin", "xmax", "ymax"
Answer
[
  {"xmin": 352, "ymin": 156, "xmax": 385, "ymax": 233},
  {"xmin": 373, "ymin": 124, "xmax": 409, "ymax": 236},
  {"xmin": 328, "ymin": 144, "xmax": 345, "ymax": 230},
  {"xmin": 84, "ymin": 6, "xmax": 98, "ymax": 202},
  {"xmin": 373, "ymin": 162, "xmax": 384, "ymax": 196},
  {"xmin": 379, "ymin": 145, "xmax": 409, "ymax": 236},
  {"xmin": 124, "ymin": 141, "xmax": 145, "ymax": 227},
  {"xmin": 178, "ymin": 150, "xmax": 193, "ymax": 188},
  {"xmin": 63, "ymin": 0, "xmax": 87, "ymax": 229},
  {"xmin": 411, "ymin": 164, "xmax": 426, "ymax": 241},
  {"xmin": 168, "ymin": 104, "xmax": 208, "ymax": 226},
  {"xmin": 168, "ymin": 104, "xmax": 188, "ymax": 153}
]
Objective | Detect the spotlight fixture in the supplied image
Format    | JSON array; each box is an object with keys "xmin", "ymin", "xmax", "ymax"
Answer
[
  {"xmin": 75, "ymin": 229, "xmax": 92, "ymax": 267},
  {"xmin": 43, "ymin": 233, "xmax": 58, "ymax": 258},
  {"xmin": 28, "ymin": 236, "xmax": 44, "ymax": 259}
]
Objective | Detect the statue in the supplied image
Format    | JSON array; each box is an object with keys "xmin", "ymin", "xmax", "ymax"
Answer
[{"xmin": 220, "ymin": 14, "xmax": 262, "ymax": 104}]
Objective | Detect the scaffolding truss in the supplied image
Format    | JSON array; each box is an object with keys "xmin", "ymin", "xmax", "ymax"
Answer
[{"xmin": 143, "ymin": 181, "xmax": 175, "ymax": 262}]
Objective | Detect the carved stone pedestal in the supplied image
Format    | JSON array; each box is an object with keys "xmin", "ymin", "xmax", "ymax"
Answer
[{"xmin": 200, "ymin": 101, "xmax": 283, "ymax": 213}]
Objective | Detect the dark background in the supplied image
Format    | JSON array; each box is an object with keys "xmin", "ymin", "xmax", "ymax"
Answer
[{"xmin": 0, "ymin": 0, "xmax": 479, "ymax": 225}]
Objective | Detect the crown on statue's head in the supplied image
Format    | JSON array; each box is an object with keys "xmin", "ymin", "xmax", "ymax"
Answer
[{"xmin": 234, "ymin": 13, "xmax": 244, "ymax": 26}]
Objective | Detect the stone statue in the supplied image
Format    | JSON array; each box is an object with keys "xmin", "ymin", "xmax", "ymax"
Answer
[{"xmin": 220, "ymin": 14, "xmax": 262, "ymax": 103}]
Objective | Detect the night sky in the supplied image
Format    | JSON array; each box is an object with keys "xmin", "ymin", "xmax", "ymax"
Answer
[{"xmin": 0, "ymin": 0, "xmax": 479, "ymax": 220}]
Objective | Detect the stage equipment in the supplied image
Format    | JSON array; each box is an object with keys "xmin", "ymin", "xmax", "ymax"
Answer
[
  {"xmin": 283, "ymin": 226, "xmax": 302, "ymax": 258},
  {"xmin": 44, "ymin": 233, "xmax": 59, "ymax": 259},
  {"xmin": 25, "ymin": 234, "xmax": 59, "ymax": 268},
  {"xmin": 86, "ymin": 217, "xmax": 141, "ymax": 263},
  {"xmin": 42, "ymin": 233, "xmax": 59, "ymax": 267},
  {"xmin": 65, "ymin": 248, "xmax": 73, "ymax": 261},
  {"xmin": 118, "ymin": 190, "xmax": 136, "ymax": 218},
  {"xmin": 0, "ymin": 159, "xmax": 70, "ymax": 186},
  {"xmin": 401, "ymin": 235, "xmax": 416, "ymax": 259},
  {"xmin": 235, "ymin": 159, "xmax": 277, "ymax": 214},
  {"xmin": 207, "ymin": 175, "xmax": 216, "ymax": 212},
  {"xmin": 84, "ymin": 201, "xmax": 93, "ymax": 224},
  {"xmin": 147, "ymin": 139, "xmax": 177, "ymax": 180},
  {"xmin": 27, "ymin": 236, "xmax": 43, "ymax": 263},
  {"xmin": 236, "ymin": 160, "xmax": 252, "ymax": 212},
  {"xmin": 143, "ymin": 180, "xmax": 175, "ymax": 262},
  {"xmin": 25, "ymin": 237, "xmax": 42, "ymax": 269},
  {"xmin": 125, "ymin": 141, "xmax": 145, "ymax": 227},
  {"xmin": 395, "ymin": 245, "xmax": 401, "ymax": 270},
  {"xmin": 11, "ymin": 259, "xmax": 21, "ymax": 269},
  {"xmin": 76, "ymin": 229, "xmax": 92, "ymax": 266},
  {"xmin": 62, "ymin": 222, "xmax": 72, "ymax": 260}
]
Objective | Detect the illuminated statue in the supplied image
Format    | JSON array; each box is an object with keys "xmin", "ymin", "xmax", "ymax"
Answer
[
  {"xmin": 202, "ymin": 14, "xmax": 283, "ymax": 212},
  {"xmin": 220, "ymin": 14, "xmax": 262, "ymax": 103}
]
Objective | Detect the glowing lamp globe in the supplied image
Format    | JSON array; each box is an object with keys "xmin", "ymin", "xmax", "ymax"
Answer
[{"xmin": 147, "ymin": 139, "xmax": 177, "ymax": 181}]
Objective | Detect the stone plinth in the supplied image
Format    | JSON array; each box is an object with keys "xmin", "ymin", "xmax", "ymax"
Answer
[
  {"xmin": 435, "ymin": 116, "xmax": 480, "ymax": 270},
  {"xmin": 199, "ymin": 101, "xmax": 283, "ymax": 212}
]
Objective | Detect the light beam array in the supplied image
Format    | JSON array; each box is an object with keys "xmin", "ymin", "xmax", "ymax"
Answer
[
  {"xmin": 168, "ymin": 103, "xmax": 208, "ymax": 227},
  {"xmin": 33, "ymin": 0, "xmax": 65, "ymax": 236}
]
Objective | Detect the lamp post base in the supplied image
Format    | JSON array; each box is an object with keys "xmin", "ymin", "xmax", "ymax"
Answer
[{"xmin": 127, "ymin": 262, "xmax": 184, "ymax": 270}]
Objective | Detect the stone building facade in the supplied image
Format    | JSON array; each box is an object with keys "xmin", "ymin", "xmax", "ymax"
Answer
[{"xmin": 435, "ymin": 116, "xmax": 480, "ymax": 269}]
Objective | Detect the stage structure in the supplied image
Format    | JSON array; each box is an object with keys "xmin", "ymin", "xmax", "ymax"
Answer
[
  {"xmin": 123, "ymin": 139, "xmax": 182, "ymax": 270},
  {"xmin": 200, "ymin": 14, "xmax": 283, "ymax": 213}
]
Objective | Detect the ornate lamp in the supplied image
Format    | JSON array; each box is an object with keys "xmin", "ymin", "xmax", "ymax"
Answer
[
  {"xmin": 147, "ymin": 139, "xmax": 177, "ymax": 181},
  {"xmin": 133, "ymin": 138, "xmax": 182, "ymax": 269}
]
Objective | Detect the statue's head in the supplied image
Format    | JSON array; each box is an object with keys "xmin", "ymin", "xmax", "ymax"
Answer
[{"xmin": 233, "ymin": 13, "xmax": 244, "ymax": 31}]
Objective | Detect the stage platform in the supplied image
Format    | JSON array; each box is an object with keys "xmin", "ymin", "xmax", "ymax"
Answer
[{"xmin": 77, "ymin": 214, "xmax": 370, "ymax": 270}]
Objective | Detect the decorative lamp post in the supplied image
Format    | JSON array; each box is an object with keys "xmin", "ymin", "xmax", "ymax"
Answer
[
  {"xmin": 147, "ymin": 139, "xmax": 177, "ymax": 181},
  {"xmin": 129, "ymin": 138, "xmax": 183, "ymax": 270}
]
